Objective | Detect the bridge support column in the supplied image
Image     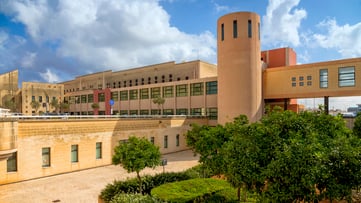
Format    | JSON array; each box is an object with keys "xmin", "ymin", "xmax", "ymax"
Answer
[
  {"xmin": 324, "ymin": 96, "xmax": 329, "ymax": 115},
  {"xmin": 284, "ymin": 98, "xmax": 289, "ymax": 111}
]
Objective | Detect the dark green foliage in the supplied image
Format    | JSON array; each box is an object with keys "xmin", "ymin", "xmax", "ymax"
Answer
[
  {"xmin": 353, "ymin": 112, "xmax": 361, "ymax": 138},
  {"xmin": 222, "ymin": 110, "xmax": 361, "ymax": 203},
  {"xmin": 151, "ymin": 178, "xmax": 233, "ymax": 202},
  {"xmin": 100, "ymin": 172, "xmax": 193, "ymax": 202},
  {"xmin": 109, "ymin": 193, "xmax": 162, "ymax": 203}
]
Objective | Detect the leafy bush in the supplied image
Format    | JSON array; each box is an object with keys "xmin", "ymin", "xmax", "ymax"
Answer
[
  {"xmin": 151, "ymin": 178, "xmax": 233, "ymax": 202},
  {"xmin": 100, "ymin": 171, "xmax": 193, "ymax": 202},
  {"xmin": 109, "ymin": 193, "xmax": 162, "ymax": 203}
]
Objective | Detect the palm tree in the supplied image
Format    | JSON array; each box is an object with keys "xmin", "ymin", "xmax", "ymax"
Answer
[{"xmin": 50, "ymin": 98, "xmax": 60, "ymax": 113}]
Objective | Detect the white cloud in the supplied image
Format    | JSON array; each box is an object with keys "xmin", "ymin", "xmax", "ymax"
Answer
[
  {"xmin": 40, "ymin": 69, "xmax": 60, "ymax": 83},
  {"xmin": 213, "ymin": 3, "xmax": 230, "ymax": 13},
  {"xmin": 1, "ymin": 0, "xmax": 216, "ymax": 75},
  {"xmin": 312, "ymin": 19, "xmax": 361, "ymax": 58},
  {"xmin": 262, "ymin": 0, "xmax": 307, "ymax": 47}
]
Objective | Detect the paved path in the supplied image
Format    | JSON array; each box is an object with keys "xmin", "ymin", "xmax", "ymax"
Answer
[{"xmin": 0, "ymin": 150, "xmax": 199, "ymax": 203}]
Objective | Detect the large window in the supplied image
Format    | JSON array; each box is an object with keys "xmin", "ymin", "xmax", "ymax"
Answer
[
  {"xmin": 176, "ymin": 108, "xmax": 188, "ymax": 115},
  {"xmin": 151, "ymin": 87, "xmax": 161, "ymax": 98},
  {"xmin": 81, "ymin": 95, "xmax": 87, "ymax": 103},
  {"xmin": 163, "ymin": 109, "xmax": 174, "ymax": 115},
  {"xmin": 96, "ymin": 142, "xmax": 102, "ymax": 159},
  {"xmin": 206, "ymin": 81, "xmax": 217, "ymax": 95},
  {"xmin": 42, "ymin": 147, "xmax": 51, "ymax": 167},
  {"xmin": 99, "ymin": 93, "xmax": 105, "ymax": 102},
  {"xmin": 339, "ymin": 66, "xmax": 355, "ymax": 87},
  {"xmin": 111, "ymin": 92, "xmax": 119, "ymax": 101},
  {"xmin": 163, "ymin": 86, "xmax": 174, "ymax": 98},
  {"xmin": 129, "ymin": 90, "xmax": 138, "ymax": 100},
  {"xmin": 7, "ymin": 152, "xmax": 17, "ymax": 172},
  {"xmin": 207, "ymin": 108, "xmax": 218, "ymax": 120},
  {"xmin": 120, "ymin": 90, "xmax": 128, "ymax": 101},
  {"xmin": 176, "ymin": 84, "xmax": 188, "ymax": 97},
  {"xmin": 130, "ymin": 110, "xmax": 138, "ymax": 115},
  {"xmin": 191, "ymin": 83, "xmax": 204, "ymax": 96},
  {"xmin": 140, "ymin": 109, "xmax": 149, "ymax": 115},
  {"xmin": 140, "ymin": 88, "xmax": 149, "ymax": 99},
  {"xmin": 191, "ymin": 108, "xmax": 202, "ymax": 116},
  {"xmin": 88, "ymin": 94, "xmax": 94, "ymax": 103},
  {"xmin": 319, "ymin": 69, "xmax": 328, "ymax": 88},
  {"xmin": 71, "ymin": 144, "xmax": 79, "ymax": 163}
]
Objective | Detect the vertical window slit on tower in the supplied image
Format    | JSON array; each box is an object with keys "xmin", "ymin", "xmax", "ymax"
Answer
[
  {"xmin": 221, "ymin": 23, "xmax": 224, "ymax": 41},
  {"xmin": 233, "ymin": 20, "xmax": 237, "ymax": 38},
  {"xmin": 248, "ymin": 20, "xmax": 252, "ymax": 38}
]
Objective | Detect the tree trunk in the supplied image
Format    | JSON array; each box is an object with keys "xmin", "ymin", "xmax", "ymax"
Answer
[
  {"xmin": 137, "ymin": 172, "xmax": 142, "ymax": 194},
  {"xmin": 237, "ymin": 187, "xmax": 241, "ymax": 201}
]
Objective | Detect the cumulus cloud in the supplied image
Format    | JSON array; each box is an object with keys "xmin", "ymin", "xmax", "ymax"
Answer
[
  {"xmin": 20, "ymin": 52, "xmax": 37, "ymax": 68},
  {"xmin": 312, "ymin": 19, "xmax": 361, "ymax": 58},
  {"xmin": 262, "ymin": 0, "xmax": 307, "ymax": 47},
  {"xmin": 40, "ymin": 68, "xmax": 60, "ymax": 83},
  {"xmin": 0, "ymin": 0, "xmax": 216, "ymax": 82}
]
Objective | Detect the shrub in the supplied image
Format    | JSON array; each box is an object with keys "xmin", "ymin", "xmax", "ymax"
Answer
[
  {"xmin": 151, "ymin": 178, "xmax": 232, "ymax": 202},
  {"xmin": 109, "ymin": 193, "xmax": 162, "ymax": 203}
]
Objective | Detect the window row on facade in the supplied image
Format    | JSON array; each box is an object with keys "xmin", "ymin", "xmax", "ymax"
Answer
[
  {"xmin": 320, "ymin": 66, "xmax": 355, "ymax": 88},
  {"xmin": 221, "ymin": 19, "xmax": 260, "ymax": 40},
  {"xmin": 66, "ymin": 81, "xmax": 217, "ymax": 104},
  {"xmin": 71, "ymin": 108, "xmax": 218, "ymax": 120},
  {"xmin": 6, "ymin": 142, "xmax": 103, "ymax": 173},
  {"xmin": 65, "ymin": 75, "xmax": 193, "ymax": 93}
]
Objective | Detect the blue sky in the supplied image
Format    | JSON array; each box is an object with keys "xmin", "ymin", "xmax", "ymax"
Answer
[{"xmin": 0, "ymin": 0, "xmax": 361, "ymax": 110}]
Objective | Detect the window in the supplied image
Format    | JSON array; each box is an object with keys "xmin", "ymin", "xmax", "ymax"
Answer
[
  {"xmin": 176, "ymin": 108, "xmax": 188, "ymax": 115},
  {"xmin": 99, "ymin": 93, "xmax": 105, "ymax": 102},
  {"xmin": 140, "ymin": 109, "xmax": 149, "ymax": 115},
  {"xmin": 96, "ymin": 142, "xmax": 102, "ymax": 159},
  {"xmin": 191, "ymin": 83, "xmax": 204, "ymax": 96},
  {"xmin": 120, "ymin": 90, "xmax": 128, "ymax": 101},
  {"xmin": 140, "ymin": 88, "xmax": 149, "ymax": 99},
  {"xmin": 39, "ymin": 96, "xmax": 42, "ymax": 102},
  {"xmin": 163, "ymin": 86, "xmax": 174, "ymax": 98},
  {"xmin": 176, "ymin": 84, "xmax": 188, "ymax": 97},
  {"xmin": 88, "ymin": 94, "xmax": 94, "ymax": 103},
  {"xmin": 299, "ymin": 82, "xmax": 304, "ymax": 86},
  {"xmin": 258, "ymin": 22, "xmax": 260, "ymax": 40},
  {"xmin": 111, "ymin": 92, "xmax": 119, "ymax": 101},
  {"xmin": 151, "ymin": 109, "xmax": 161, "ymax": 115},
  {"xmin": 130, "ymin": 110, "xmax": 138, "ymax": 115},
  {"xmin": 120, "ymin": 110, "xmax": 128, "ymax": 115},
  {"xmin": 151, "ymin": 87, "xmax": 161, "ymax": 98},
  {"xmin": 221, "ymin": 23, "xmax": 224, "ymax": 41},
  {"xmin": 42, "ymin": 147, "xmax": 51, "ymax": 167},
  {"xmin": 7, "ymin": 152, "xmax": 17, "ymax": 172},
  {"xmin": 299, "ymin": 76, "xmax": 304, "ymax": 81},
  {"xmin": 339, "ymin": 66, "xmax": 355, "ymax": 87},
  {"xmin": 71, "ymin": 145, "xmax": 78, "ymax": 163},
  {"xmin": 291, "ymin": 77, "xmax": 296, "ymax": 82},
  {"xmin": 292, "ymin": 82, "xmax": 296, "ymax": 87},
  {"xmin": 191, "ymin": 108, "xmax": 202, "ymax": 116},
  {"xmin": 207, "ymin": 108, "xmax": 218, "ymax": 120},
  {"xmin": 129, "ymin": 90, "xmax": 138, "ymax": 100},
  {"xmin": 248, "ymin": 20, "xmax": 252, "ymax": 38},
  {"xmin": 81, "ymin": 95, "xmax": 87, "ymax": 103},
  {"xmin": 164, "ymin": 135, "xmax": 168, "ymax": 148},
  {"xmin": 206, "ymin": 81, "xmax": 217, "ymax": 95},
  {"xmin": 163, "ymin": 109, "xmax": 174, "ymax": 115},
  {"xmin": 176, "ymin": 134, "xmax": 180, "ymax": 147},
  {"xmin": 32, "ymin": 95, "xmax": 35, "ymax": 102},
  {"xmin": 233, "ymin": 20, "xmax": 237, "ymax": 38},
  {"xmin": 319, "ymin": 69, "xmax": 328, "ymax": 88},
  {"xmin": 307, "ymin": 75, "xmax": 312, "ymax": 80},
  {"xmin": 307, "ymin": 81, "xmax": 312, "ymax": 86},
  {"xmin": 150, "ymin": 137, "xmax": 155, "ymax": 145}
]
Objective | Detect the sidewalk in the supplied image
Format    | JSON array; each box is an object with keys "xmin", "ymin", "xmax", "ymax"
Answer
[{"xmin": 0, "ymin": 150, "xmax": 199, "ymax": 203}]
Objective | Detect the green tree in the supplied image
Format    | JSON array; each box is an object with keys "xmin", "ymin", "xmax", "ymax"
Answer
[
  {"xmin": 353, "ymin": 112, "xmax": 361, "ymax": 138},
  {"xmin": 152, "ymin": 96, "xmax": 165, "ymax": 115},
  {"xmin": 30, "ymin": 101, "xmax": 40, "ymax": 115},
  {"xmin": 112, "ymin": 136, "xmax": 161, "ymax": 194},
  {"xmin": 59, "ymin": 102, "xmax": 69, "ymax": 114}
]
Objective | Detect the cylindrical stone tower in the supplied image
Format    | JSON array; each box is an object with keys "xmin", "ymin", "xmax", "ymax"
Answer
[{"xmin": 217, "ymin": 12, "xmax": 262, "ymax": 124}]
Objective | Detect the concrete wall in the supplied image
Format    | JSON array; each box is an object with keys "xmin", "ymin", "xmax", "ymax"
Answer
[{"xmin": 0, "ymin": 117, "xmax": 208, "ymax": 185}]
